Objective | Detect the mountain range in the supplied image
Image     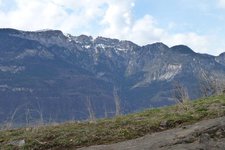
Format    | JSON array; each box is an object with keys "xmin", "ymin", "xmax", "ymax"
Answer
[{"xmin": 0, "ymin": 28, "xmax": 225, "ymax": 125}]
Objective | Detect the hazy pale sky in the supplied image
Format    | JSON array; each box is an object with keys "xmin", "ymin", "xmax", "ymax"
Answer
[{"xmin": 0, "ymin": 0, "xmax": 225, "ymax": 55}]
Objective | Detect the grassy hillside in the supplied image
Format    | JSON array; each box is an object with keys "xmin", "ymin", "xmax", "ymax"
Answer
[{"xmin": 1, "ymin": 95, "xmax": 225, "ymax": 149}]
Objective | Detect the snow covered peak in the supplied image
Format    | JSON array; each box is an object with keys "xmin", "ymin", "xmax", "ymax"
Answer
[
  {"xmin": 94, "ymin": 37, "xmax": 119, "ymax": 46},
  {"xmin": 74, "ymin": 35, "xmax": 93, "ymax": 44}
]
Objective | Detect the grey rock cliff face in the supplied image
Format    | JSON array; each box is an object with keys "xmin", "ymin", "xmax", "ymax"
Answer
[
  {"xmin": 78, "ymin": 116, "xmax": 225, "ymax": 150},
  {"xmin": 0, "ymin": 28, "xmax": 225, "ymax": 124},
  {"xmin": 216, "ymin": 52, "xmax": 225, "ymax": 66}
]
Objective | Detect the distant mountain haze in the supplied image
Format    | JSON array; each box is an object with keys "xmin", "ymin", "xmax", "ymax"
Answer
[{"xmin": 0, "ymin": 28, "xmax": 225, "ymax": 125}]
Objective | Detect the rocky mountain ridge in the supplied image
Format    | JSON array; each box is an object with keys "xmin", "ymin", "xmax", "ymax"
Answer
[{"xmin": 0, "ymin": 28, "xmax": 225, "ymax": 124}]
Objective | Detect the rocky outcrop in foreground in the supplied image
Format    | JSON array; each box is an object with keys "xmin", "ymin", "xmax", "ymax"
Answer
[{"xmin": 79, "ymin": 116, "xmax": 225, "ymax": 150}]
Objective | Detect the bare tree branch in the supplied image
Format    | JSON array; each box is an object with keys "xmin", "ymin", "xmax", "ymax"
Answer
[
  {"xmin": 85, "ymin": 96, "xmax": 96, "ymax": 123},
  {"xmin": 172, "ymin": 81, "xmax": 189, "ymax": 104},
  {"xmin": 113, "ymin": 86, "xmax": 121, "ymax": 116}
]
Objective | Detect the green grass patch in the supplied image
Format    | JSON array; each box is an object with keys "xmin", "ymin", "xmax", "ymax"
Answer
[{"xmin": 1, "ymin": 95, "xmax": 225, "ymax": 149}]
